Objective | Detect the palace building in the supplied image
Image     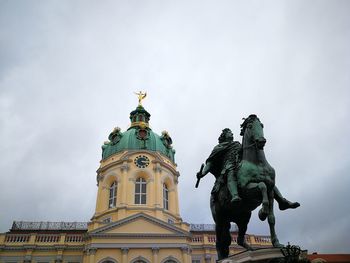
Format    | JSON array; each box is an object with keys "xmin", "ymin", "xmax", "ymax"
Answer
[{"xmin": 0, "ymin": 96, "xmax": 272, "ymax": 263}]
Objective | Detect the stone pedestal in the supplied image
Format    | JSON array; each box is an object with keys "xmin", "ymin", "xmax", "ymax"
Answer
[{"xmin": 218, "ymin": 248, "xmax": 285, "ymax": 263}]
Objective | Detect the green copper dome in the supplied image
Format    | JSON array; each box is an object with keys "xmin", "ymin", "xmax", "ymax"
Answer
[{"xmin": 101, "ymin": 105, "xmax": 175, "ymax": 162}]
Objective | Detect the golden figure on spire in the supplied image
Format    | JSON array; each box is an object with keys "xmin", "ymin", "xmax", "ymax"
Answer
[{"xmin": 134, "ymin": 91, "xmax": 147, "ymax": 106}]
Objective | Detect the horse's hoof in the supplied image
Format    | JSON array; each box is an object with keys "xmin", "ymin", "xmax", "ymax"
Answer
[
  {"xmin": 273, "ymin": 242, "xmax": 284, "ymax": 248},
  {"xmin": 258, "ymin": 208, "xmax": 268, "ymax": 221},
  {"xmin": 272, "ymin": 238, "xmax": 284, "ymax": 248},
  {"xmin": 238, "ymin": 241, "xmax": 254, "ymax": 251},
  {"xmin": 279, "ymin": 199, "xmax": 300, "ymax": 210}
]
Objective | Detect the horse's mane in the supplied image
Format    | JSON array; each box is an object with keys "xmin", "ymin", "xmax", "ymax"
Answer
[{"xmin": 240, "ymin": 114, "xmax": 261, "ymax": 136}]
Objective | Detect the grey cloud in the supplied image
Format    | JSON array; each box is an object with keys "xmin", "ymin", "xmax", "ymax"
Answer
[{"xmin": 1, "ymin": 0, "xmax": 349, "ymax": 254}]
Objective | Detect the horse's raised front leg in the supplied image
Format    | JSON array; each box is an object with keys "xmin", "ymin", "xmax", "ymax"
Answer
[
  {"xmin": 247, "ymin": 182, "xmax": 269, "ymax": 221},
  {"xmin": 267, "ymin": 190, "xmax": 283, "ymax": 248}
]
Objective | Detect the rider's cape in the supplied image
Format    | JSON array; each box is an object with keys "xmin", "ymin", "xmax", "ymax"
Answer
[
  {"xmin": 206, "ymin": 141, "xmax": 241, "ymax": 176},
  {"xmin": 206, "ymin": 142, "xmax": 229, "ymax": 178},
  {"xmin": 206, "ymin": 141, "xmax": 241, "ymax": 195}
]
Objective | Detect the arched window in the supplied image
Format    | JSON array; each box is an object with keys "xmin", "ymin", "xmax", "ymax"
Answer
[
  {"xmin": 131, "ymin": 257, "xmax": 148, "ymax": 263},
  {"xmin": 162, "ymin": 258, "xmax": 179, "ymax": 263},
  {"xmin": 135, "ymin": 178, "xmax": 146, "ymax": 204},
  {"xmin": 98, "ymin": 257, "xmax": 118, "ymax": 263},
  {"xmin": 109, "ymin": 181, "xmax": 117, "ymax": 208},
  {"xmin": 163, "ymin": 184, "xmax": 169, "ymax": 210}
]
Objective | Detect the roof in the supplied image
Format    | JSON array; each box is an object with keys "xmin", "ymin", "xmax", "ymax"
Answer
[
  {"xmin": 11, "ymin": 221, "xmax": 88, "ymax": 231},
  {"xmin": 101, "ymin": 105, "xmax": 175, "ymax": 162},
  {"xmin": 10, "ymin": 222, "xmax": 239, "ymax": 233},
  {"xmin": 190, "ymin": 223, "xmax": 238, "ymax": 232},
  {"xmin": 308, "ymin": 253, "xmax": 350, "ymax": 262}
]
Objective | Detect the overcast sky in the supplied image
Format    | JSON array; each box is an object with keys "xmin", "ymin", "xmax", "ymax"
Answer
[{"xmin": 1, "ymin": 0, "xmax": 349, "ymax": 254}]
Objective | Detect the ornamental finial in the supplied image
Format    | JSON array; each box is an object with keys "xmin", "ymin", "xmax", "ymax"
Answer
[{"xmin": 134, "ymin": 91, "xmax": 147, "ymax": 106}]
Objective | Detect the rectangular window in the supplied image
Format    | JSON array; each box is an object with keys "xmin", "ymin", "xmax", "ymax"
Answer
[
  {"xmin": 109, "ymin": 182, "xmax": 117, "ymax": 208},
  {"xmin": 135, "ymin": 178, "xmax": 147, "ymax": 204},
  {"xmin": 163, "ymin": 184, "xmax": 169, "ymax": 210}
]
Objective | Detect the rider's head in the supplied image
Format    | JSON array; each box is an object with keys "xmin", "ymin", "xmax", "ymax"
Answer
[{"xmin": 218, "ymin": 128, "xmax": 233, "ymax": 143}]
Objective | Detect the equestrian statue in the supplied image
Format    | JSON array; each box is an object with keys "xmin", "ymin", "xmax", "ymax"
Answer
[{"xmin": 196, "ymin": 114, "xmax": 300, "ymax": 260}]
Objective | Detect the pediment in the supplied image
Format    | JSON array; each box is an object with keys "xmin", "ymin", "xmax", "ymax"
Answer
[
  {"xmin": 104, "ymin": 217, "xmax": 174, "ymax": 234},
  {"xmin": 89, "ymin": 213, "xmax": 189, "ymax": 237}
]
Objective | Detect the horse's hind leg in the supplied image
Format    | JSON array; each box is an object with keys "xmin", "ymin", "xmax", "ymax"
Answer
[
  {"xmin": 267, "ymin": 191, "xmax": 283, "ymax": 247},
  {"xmin": 237, "ymin": 213, "xmax": 254, "ymax": 251},
  {"xmin": 215, "ymin": 219, "xmax": 231, "ymax": 260}
]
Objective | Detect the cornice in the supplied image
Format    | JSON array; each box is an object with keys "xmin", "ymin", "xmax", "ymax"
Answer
[
  {"xmin": 97, "ymin": 150, "xmax": 178, "ymax": 175},
  {"xmin": 91, "ymin": 205, "xmax": 182, "ymax": 222},
  {"xmin": 96, "ymin": 159, "xmax": 127, "ymax": 174},
  {"xmin": 0, "ymin": 245, "xmax": 84, "ymax": 251},
  {"xmin": 90, "ymin": 233, "xmax": 189, "ymax": 238},
  {"xmin": 86, "ymin": 243, "xmax": 190, "ymax": 249}
]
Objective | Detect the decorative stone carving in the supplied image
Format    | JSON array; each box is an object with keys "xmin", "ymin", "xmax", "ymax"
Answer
[
  {"xmin": 181, "ymin": 246, "xmax": 190, "ymax": 254},
  {"xmin": 121, "ymin": 247, "xmax": 129, "ymax": 254},
  {"xmin": 96, "ymin": 173, "xmax": 104, "ymax": 186},
  {"xmin": 153, "ymin": 163, "xmax": 162, "ymax": 173},
  {"xmin": 120, "ymin": 163, "xmax": 130, "ymax": 172}
]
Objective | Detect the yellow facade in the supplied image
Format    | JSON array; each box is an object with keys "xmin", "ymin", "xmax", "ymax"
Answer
[
  {"xmin": 0, "ymin": 101, "xmax": 272, "ymax": 263},
  {"xmin": 92, "ymin": 150, "xmax": 184, "ymax": 229}
]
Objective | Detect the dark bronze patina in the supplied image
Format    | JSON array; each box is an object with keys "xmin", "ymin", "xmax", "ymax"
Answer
[{"xmin": 196, "ymin": 115, "xmax": 300, "ymax": 260}]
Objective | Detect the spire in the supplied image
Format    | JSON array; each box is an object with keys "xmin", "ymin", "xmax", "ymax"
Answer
[{"xmin": 129, "ymin": 91, "xmax": 151, "ymax": 129}]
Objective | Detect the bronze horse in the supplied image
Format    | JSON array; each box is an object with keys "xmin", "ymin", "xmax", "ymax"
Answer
[{"xmin": 197, "ymin": 115, "xmax": 299, "ymax": 260}]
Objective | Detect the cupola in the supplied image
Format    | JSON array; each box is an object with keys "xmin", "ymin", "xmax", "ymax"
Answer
[{"xmin": 101, "ymin": 92, "xmax": 175, "ymax": 162}]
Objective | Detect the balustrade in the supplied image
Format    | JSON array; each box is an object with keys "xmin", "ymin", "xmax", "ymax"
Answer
[
  {"xmin": 5, "ymin": 234, "xmax": 30, "ymax": 243},
  {"xmin": 207, "ymin": 235, "xmax": 216, "ymax": 243},
  {"xmin": 254, "ymin": 235, "xmax": 271, "ymax": 243},
  {"xmin": 191, "ymin": 235, "xmax": 203, "ymax": 242},
  {"xmin": 65, "ymin": 234, "xmax": 83, "ymax": 242},
  {"xmin": 35, "ymin": 234, "xmax": 60, "ymax": 243}
]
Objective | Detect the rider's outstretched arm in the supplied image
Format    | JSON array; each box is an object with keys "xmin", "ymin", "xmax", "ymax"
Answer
[
  {"xmin": 200, "ymin": 161, "xmax": 212, "ymax": 177},
  {"xmin": 195, "ymin": 162, "xmax": 211, "ymax": 188}
]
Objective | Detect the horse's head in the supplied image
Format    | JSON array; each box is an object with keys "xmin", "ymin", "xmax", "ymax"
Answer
[{"xmin": 240, "ymin": 114, "xmax": 266, "ymax": 149}]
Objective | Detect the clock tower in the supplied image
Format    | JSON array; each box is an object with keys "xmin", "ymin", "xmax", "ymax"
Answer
[{"xmin": 85, "ymin": 94, "xmax": 191, "ymax": 263}]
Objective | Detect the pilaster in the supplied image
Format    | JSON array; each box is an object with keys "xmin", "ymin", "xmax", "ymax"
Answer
[
  {"xmin": 121, "ymin": 247, "xmax": 129, "ymax": 263},
  {"xmin": 154, "ymin": 164, "xmax": 161, "ymax": 208},
  {"xmin": 120, "ymin": 161, "xmax": 129, "ymax": 206},
  {"xmin": 174, "ymin": 183, "xmax": 180, "ymax": 215},
  {"xmin": 24, "ymin": 248, "xmax": 33, "ymax": 263},
  {"xmin": 181, "ymin": 246, "xmax": 190, "ymax": 263},
  {"xmin": 88, "ymin": 248, "xmax": 97, "ymax": 263},
  {"xmin": 205, "ymin": 254, "xmax": 212, "ymax": 263},
  {"xmin": 152, "ymin": 247, "xmax": 159, "ymax": 263}
]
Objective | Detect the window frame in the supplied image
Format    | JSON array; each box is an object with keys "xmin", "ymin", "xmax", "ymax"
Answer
[
  {"xmin": 108, "ymin": 181, "xmax": 117, "ymax": 208},
  {"xmin": 163, "ymin": 183, "xmax": 169, "ymax": 210},
  {"xmin": 135, "ymin": 177, "xmax": 147, "ymax": 205}
]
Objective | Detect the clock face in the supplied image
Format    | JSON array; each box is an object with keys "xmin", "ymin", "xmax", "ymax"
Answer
[{"xmin": 134, "ymin": 155, "xmax": 150, "ymax": 168}]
